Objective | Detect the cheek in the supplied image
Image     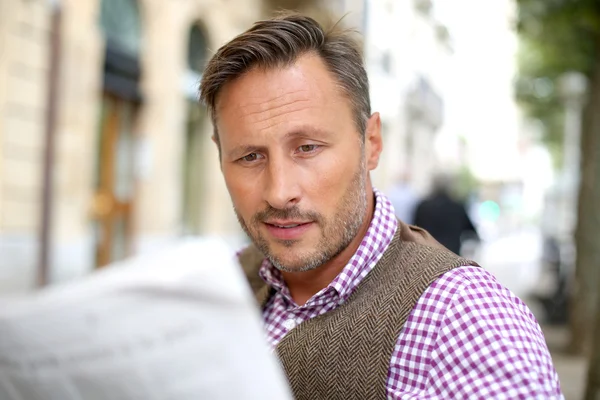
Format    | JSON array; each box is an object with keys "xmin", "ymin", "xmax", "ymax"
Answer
[
  {"xmin": 302, "ymin": 153, "xmax": 356, "ymax": 204},
  {"xmin": 223, "ymin": 167, "xmax": 260, "ymax": 215}
]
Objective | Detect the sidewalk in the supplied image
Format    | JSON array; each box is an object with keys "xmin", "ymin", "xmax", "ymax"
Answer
[
  {"xmin": 524, "ymin": 295, "xmax": 588, "ymax": 399},
  {"xmin": 541, "ymin": 323, "xmax": 588, "ymax": 400}
]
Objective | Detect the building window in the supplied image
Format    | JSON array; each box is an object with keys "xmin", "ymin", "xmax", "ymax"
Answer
[
  {"xmin": 183, "ymin": 23, "xmax": 208, "ymax": 100},
  {"xmin": 100, "ymin": 0, "xmax": 141, "ymax": 56},
  {"xmin": 382, "ymin": 51, "xmax": 392, "ymax": 74},
  {"xmin": 414, "ymin": 0, "xmax": 432, "ymax": 16},
  {"xmin": 188, "ymin": 24, "xmax": 207, "ymax": 74}
]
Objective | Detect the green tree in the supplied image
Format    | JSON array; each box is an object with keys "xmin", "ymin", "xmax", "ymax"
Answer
[{"xmin": 515, "ymin": 0, "xmax": 600, "ymax": 396}]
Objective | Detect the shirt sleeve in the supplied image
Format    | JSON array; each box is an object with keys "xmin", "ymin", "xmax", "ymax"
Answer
[{"xmin": 387, "ymin": 267, "xmax": 563, "ymax": 400}]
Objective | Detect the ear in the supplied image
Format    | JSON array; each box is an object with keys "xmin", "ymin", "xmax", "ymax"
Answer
[{"xmin": 364, "ymin": 112, "xmax": 383, "ymax": 171}]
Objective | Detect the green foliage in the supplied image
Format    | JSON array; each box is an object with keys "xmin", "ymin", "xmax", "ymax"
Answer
[
  {"xmin": 516, "ymin": 0, "xmax": 598, "ymax": 74},
  {"xmin": 515, "ymin": 0, "xmax": 600, "ymax": 163}
]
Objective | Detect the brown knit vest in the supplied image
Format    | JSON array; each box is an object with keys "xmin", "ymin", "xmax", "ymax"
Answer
[{"xmin": 238, "ymin": 220, "xmax": 479, "ymax": 399}]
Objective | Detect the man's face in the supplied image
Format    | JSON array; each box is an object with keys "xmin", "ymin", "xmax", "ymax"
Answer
[{"xmin": 216, "ymin": 54, "xmax": 382, "ymax": 272}]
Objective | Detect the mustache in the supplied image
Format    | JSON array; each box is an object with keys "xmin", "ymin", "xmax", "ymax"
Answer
[{"xmin": 253, "ymin": 206, "xmax": 323, "ymax": 225}]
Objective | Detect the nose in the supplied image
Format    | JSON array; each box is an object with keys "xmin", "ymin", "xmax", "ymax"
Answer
[{"xmin": 264, "ymin": 157, "xmax": 301, "ymax": 209}]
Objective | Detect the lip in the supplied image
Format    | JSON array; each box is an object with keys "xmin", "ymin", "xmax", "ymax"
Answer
[{"xmin": 263, "ymin": 221, "xmax": 314, "ymax": 241}]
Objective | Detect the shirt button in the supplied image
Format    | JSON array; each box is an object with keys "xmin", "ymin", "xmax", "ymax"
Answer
[{"xmin": 283, "ymin": 318, "xmax": 297, "ymax": 330}]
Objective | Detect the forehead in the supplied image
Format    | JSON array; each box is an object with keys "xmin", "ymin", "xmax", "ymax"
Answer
[{"xmin": 215, "ymin": 54, "xmax": 350, "ymax": 128}]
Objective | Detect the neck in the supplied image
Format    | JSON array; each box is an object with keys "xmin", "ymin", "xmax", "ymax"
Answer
[{"xmin": 281, "ymin": 189, "xmax": 376, "ymax": 306}]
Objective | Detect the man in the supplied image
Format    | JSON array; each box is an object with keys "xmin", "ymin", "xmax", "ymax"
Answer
[
  {"xmin": 200, "ymin": 13, "xmax": 562, "ymax": 399},
  {"xmin": 414, "ymin": 173, "xmax": 479, "ymax": 255}
]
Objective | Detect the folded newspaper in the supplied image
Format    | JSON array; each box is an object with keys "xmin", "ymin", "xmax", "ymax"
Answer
[{"xmin": 0, "ymin": 238, "xmax": 292, "ymax": 400}]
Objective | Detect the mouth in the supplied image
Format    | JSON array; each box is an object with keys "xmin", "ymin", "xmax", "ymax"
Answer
[
  {"xmin": 266, "ymin": 222, "xmax": 308, "ymax": 228},
  {"xmin": 263, "ymin": 221, "xmax": 314, "ymax": 241}
]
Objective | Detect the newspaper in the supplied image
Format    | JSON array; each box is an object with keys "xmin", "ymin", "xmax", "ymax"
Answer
[{"xmin": 0, "ymin": 238, "xmax": 292, "ymax": 400}]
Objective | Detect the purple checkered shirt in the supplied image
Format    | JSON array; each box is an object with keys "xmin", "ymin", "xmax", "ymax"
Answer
[{"xmin": 258, "ymin": 189, "xmax": 563, "ymax": 399}]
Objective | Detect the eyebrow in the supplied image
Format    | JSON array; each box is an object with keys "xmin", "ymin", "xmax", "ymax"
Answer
[{"xmin": 283, "ymin": 126, "xmax": 333, "ymax": 141}]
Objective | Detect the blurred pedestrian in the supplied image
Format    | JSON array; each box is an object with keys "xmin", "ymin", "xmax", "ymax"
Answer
[
  {"xmin": 200, "ymin": 13, "xmax": 562, "ymax": 399},
  {"xmin": 414, "ymin": 173, "xmax": 479, "ymax": 255}
]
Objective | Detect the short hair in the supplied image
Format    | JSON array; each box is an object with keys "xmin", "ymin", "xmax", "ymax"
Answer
[{"xmin": 199, "ymin": 13, "xmax": 371, "ymax": 145}]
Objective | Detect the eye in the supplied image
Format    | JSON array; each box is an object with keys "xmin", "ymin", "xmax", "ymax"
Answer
[
  {"xmin": 298, "ymin": 144, "xmax": 319, "ymax": 153},
  {"xmin": 241, "ymin": 153, "xmax": 262, "ymax": 162}
]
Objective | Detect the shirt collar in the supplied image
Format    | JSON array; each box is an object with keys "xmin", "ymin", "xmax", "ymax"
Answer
[{"xmin": 258, "ymin": 188, "xmax": 398, "ymax": 305}]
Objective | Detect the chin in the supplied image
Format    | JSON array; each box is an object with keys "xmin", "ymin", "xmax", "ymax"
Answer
[
  {"xmin": 270, "ymin": 250, "xmax": 326, "ymax": 273},
  {"xmin": 269, "ymin": 253, "xmax": 299, "ymax": 269}
]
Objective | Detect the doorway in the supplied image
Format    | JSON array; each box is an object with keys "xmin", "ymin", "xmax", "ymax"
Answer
[{"xmin": 92, "ymin": 93, "xmax": 138, "ymax": 267}]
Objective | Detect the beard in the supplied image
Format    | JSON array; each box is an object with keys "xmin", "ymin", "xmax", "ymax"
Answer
[{"xmin": 235, "ymin": 161, "xmax": 368, "ymax": 273}]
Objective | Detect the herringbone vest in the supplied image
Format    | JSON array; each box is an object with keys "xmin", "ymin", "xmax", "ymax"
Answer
[{"xmin": 238, "ymin": 220, "xmax": 479, "ymax": 399}]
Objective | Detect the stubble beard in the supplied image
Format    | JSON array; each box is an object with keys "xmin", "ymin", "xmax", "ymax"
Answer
[{"xmin": 235, "ymin": 162, "xmax": 368, "ymax": 273}]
